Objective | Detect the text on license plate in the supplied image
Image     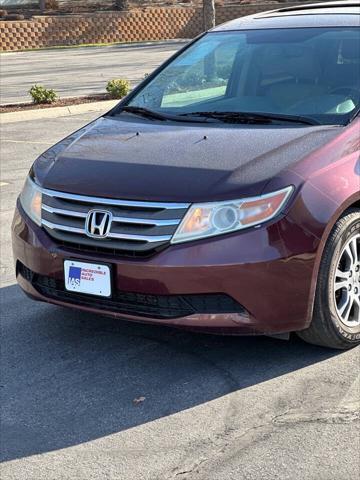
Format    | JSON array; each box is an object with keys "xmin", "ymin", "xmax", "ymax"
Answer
[{"xmin": 64, "ymin": 260, "xmax": 111, "ymax": 297}]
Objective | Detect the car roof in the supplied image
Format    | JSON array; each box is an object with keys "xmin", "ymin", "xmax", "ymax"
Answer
[{"xmin": 212, "ymin": 1, "xmax": 360, "ymax": 31}]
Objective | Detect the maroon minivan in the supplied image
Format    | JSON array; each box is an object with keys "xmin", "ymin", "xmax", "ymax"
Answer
[{"xmin": 12, "ymin": 1, "xmax": 360, "ymax": 349}]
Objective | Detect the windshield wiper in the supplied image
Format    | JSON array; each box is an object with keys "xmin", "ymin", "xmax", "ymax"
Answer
[
  {"xmin": 119, "ymin": 106, "xmax": 170, "ymax": 121},
  {"xmin": 179, "ymin": 111, "xmax": 320, "ymax": 126},
  {"xmin": 117, "ymin": 106, "xmax": 213, "ymax": 123}
]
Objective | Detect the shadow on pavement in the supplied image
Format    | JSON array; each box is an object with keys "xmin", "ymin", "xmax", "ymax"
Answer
[{"xmin": 1, "ymin": 284, "xmax": 340, "ymax": 462}]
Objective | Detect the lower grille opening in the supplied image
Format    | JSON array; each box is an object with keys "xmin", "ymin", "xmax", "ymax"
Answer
[
  {"xmin": 55, "ymin": 238, "xmax": 169, "ymax": 259},
  {"xmin": 17, "ymin": 262, "xmax": 248, "ymax": 320}
]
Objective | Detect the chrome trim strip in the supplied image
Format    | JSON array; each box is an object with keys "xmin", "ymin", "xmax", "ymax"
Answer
[
  {"xmin": 108, "ymin": 232, "xmax": 172, "ymax": 242},
  {"xmin": 112, "ymin": 216, "xmax": 180, "ymax": 227},
  {"xmin": 42, "ymin": 219, "xmax": 172, "ymax": 243},
  {"xmin": 42, "ymin": 219, "xmax": 85, "ymax": 235},
  {"xmin": 38, "ymin": 181, "xmax": 190, "ymax": 210},
  {"xmin": 42, "ymin": 204, "xmax": 181, "ymax": 227},
  {"xmin": 42, "ymin": 204, "xmax": 87, "ymax": 218}
]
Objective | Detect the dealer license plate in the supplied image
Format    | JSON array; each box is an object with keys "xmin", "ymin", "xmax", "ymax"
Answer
[{"xmin": 64, "ymin": 260, "xmax": 111, "ymax": 297}]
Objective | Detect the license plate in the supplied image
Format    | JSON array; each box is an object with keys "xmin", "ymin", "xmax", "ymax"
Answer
[{"xmin": 64, "ymin": 260, "xmax": 111, "ymax": 297}]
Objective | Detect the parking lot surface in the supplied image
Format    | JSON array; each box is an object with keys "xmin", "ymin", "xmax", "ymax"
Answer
[
  {"xmin": 0, "ymin": 41, "xmax": 186, "ymax": 104},
  {"xmin": 0, "ymin": 112, "xmax": 359, "ymax": 479}
]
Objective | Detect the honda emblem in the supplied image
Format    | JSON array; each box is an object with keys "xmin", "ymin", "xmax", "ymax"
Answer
[{"xmin": 85, "ymin": 209, "xmax": 113, "ymax": 238}]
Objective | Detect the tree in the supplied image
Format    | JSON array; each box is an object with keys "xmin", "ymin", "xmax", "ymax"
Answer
[
  {"xmin": 115, "ymin": 0, "xmax": 130, "ymax": 10},
  {"xmin": 203, "ymin": 0, "xmax": 215, "ymax": 31}
]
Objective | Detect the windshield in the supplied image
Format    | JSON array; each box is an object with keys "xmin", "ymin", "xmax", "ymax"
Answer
[{"xmin": 125, "ymin": 27, "xmax": 360, "ymax": 125}]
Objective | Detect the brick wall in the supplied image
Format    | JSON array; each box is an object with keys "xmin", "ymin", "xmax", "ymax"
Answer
[
  {"xmin": 0, "ymin": 3, "xmax": 304, "ymax": 51},
  {"xmin": 0, "ymin": 1, "xmax": 289, "ymax": 11}
]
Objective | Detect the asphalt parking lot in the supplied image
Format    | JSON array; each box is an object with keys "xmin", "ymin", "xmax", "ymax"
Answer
[
  {"xmin": 1, "ymin": 112, "xmax": 359, "ymax": 479},
  {"xmin": 0, "ymin": 41, "xmax": 186, "ymax": 104}
]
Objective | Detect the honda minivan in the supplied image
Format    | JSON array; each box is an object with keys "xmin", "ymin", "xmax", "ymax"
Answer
[{"xmin": 12, "ymin": 1, "xmax": 360, "ymax": 349}]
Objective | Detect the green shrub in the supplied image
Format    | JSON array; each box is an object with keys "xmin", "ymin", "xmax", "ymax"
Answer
[
  {"xmin": 29, "ymin": 85, "xmax": 57, "ymax": 104},
  {"xmin": 106, "ymin": 79, "xmax": 131, "ymax": 99}
]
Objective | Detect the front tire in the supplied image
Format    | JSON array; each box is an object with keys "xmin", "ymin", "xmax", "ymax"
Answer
[{"xmin": 297, "ymin": 208, "xmax": 360, "ymax": 349}]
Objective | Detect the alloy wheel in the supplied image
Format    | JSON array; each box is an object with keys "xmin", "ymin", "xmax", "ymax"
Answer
[{"xmin": 334, "ymin": 234, "xmax": 360, "ymax": 327}]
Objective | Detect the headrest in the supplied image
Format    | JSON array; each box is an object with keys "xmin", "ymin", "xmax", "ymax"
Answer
[
  {"xmin": 256, "ymin": 45, "xmax": 322, "ymax": 81},
  {"xmin": 341, "ymin": 39, "xmax": 360, "ymax": 61}
]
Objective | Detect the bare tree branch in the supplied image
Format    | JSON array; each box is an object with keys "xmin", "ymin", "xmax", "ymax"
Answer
[{"xmin": 203, "ymin": 0, "xmax": 215, "ymax": 31}]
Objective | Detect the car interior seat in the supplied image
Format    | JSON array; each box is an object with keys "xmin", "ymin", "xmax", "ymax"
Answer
[{"xmin": 262, "ymin": 45, "xmax": 326, "ymax": 110}]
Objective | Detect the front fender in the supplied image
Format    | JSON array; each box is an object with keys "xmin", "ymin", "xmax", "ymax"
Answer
[{"xmin": 264, "ymin": 119, "xmax": 360, "ymax": 328}]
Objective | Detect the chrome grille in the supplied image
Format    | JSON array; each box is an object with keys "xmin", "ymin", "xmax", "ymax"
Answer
[{"xmin": 41, "ymin": 188, "xmax": 190, "ymax": 255}]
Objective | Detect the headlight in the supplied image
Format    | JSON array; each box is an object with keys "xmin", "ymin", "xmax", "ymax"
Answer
[
  {"xmin": 19, "ymin": 176, "xmax": 42, "ymax": 226},
  {"xmin": 171, "ymin": 186, "xmax": 293, "ymax": 244}
]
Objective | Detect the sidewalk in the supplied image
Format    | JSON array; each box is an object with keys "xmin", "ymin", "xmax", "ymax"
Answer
[
  {"xmin": 0, "ymin": 99, "xmax": 118, "ymax": 124},
  {"xmin": 0, "ymin": 40, "xmax": 187, "ymax": 105}
]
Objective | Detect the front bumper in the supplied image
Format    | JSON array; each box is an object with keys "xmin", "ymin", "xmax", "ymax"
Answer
[{"xmin": 12, "ymin": 204, "xmax": 318, "ymax": 334}]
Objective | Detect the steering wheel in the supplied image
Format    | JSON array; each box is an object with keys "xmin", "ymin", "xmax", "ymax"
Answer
[{"xmin": 329, "ymin": 86, "xmax": 360, "ymax": 103}]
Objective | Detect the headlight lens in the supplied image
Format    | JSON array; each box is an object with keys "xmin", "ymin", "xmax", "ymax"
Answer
[
  {"xmin": 171, "ymin": 186, "xmax": 293, "ymax": 244},
  {"xmin": 20, "ymin": 177, "xmax": 42, "ymax": 226}
]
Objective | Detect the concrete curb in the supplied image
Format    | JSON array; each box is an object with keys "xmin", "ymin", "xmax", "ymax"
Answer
[
  {"xmin": 0, "ymin": 39, "xmax": 190, "ymax": 56},
  {"xmin": 0, "ymin": 99, "xmax": 118, "ymax": 124}
]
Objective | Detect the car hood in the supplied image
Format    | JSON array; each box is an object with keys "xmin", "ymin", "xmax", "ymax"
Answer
[{"xmin": 34, "ymin": 116, "xmax": 342, "ymax": 202}]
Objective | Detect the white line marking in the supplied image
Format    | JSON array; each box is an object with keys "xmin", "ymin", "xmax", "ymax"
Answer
[{"xmin": 1, "ymin": 139, "xmax": 52, "ymax": 145}]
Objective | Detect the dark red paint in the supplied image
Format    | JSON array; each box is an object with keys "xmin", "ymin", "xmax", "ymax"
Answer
[
  {"xmin": 12, "ymin": 116, "xmax": 360, "ymax": 335},
  {"xmin": 11, "ymin": 9, "xmax": 360, "ymax": 335}
]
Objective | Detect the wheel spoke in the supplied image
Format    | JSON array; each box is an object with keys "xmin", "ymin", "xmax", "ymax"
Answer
[
  {"xmin": 350, "ymin": 237, "xmax": 359, "ymax": 264},
  {"xmin": 338, "ymin": 292, "xmax": 353, "ymax": 322},
  {"xmin": 334, "ymin": 280, "xmax": 349, "ymax": 291},
  {"xmin": 344, "ymin": 243, "xmax": 355, "ymax": 268},
  {"xmin": 335, "ymin": 268, "xmax": 350, "ymax": 280},
  {"xmin": 353, "ymin": 295, "xmax": 360, "ymax": 318}
]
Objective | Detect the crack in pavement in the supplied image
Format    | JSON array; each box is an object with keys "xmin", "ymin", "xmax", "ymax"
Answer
[
  {"xmin": 173, "ymin": 458, "xmax": 207, "ymax": 477},
  {"xmin": 273, "ymin": 405, "xmax": 360, "ymax": 426},
  {"xmin": 169, "ymin": 420, "xmax": 271, "ymax": 480},
  {"xmin": 168, "ymin": 404, "xmax": 359, "ymax": 480}
]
